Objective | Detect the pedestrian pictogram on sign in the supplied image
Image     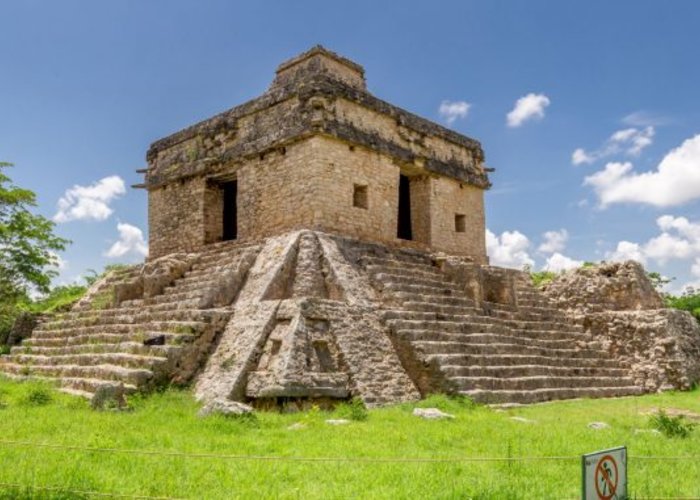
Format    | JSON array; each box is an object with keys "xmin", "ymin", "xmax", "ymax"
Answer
[{"xmin": 582, "ymin": 446, "xmax": 627, "ymax": 500}]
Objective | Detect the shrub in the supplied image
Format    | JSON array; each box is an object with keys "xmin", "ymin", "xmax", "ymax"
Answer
[
  {"xmin": 336, "ymin": 397, "xmax": 369, "ymax": 421},
  {"xmin": 22, "ymin": 385, "xmax": 53, "ymax": 406},
  {"xmin": 649, "ymin": 409, "xmax": 696, "ymax": 438},
  {"xmin": 531, "ymin": 271, "xmax": 557, "ymax": 287}
]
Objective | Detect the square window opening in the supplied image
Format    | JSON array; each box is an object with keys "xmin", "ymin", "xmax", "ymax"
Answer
[
  {"xmin": 455, "ymin": 214, "xmax": 466, "ymax": 233},
  {"xmin": 353, "ymin": 184, "xmax": 368, "ymax": 209}
]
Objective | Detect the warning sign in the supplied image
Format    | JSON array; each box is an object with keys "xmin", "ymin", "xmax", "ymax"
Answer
[{"xmin": 582, "ymin": 446, "xmax": 627, "ymax": 500}]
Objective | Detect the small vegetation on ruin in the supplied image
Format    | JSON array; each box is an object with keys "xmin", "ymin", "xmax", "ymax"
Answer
[{"xmin": 0, "ymin": 377, "xmax": 698, "ymax": 498}]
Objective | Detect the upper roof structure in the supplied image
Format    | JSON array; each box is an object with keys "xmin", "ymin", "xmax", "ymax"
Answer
[{"xmin": 143, "ymin": 45, "xmax": 490, "ymax": 190}]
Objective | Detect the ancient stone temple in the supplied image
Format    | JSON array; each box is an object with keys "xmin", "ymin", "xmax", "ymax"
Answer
[{"xmin": 2, "ymin": 46, "xmax": 699, "ymax": 407}]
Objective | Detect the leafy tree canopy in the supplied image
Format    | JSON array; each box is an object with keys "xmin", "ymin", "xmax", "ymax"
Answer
[{"xmin": 0, "ymin": 162, "xmax": 68, "ymax": 295}]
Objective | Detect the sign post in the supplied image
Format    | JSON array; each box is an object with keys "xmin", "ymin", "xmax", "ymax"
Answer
[{"xmin": 582, "ymin": 446, "xmax": 627, "ymax": 500}]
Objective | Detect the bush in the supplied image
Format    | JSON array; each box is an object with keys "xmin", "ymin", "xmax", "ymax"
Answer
[
  {"xmin": 531, "ymin": 271, "xmax": 557, "ymax": 287},
  {"xmin": 336, "ymin": 397, "xmax": 369, "ymax": 421},
  {"xmin": 649, "ymin": 409, "xmax": 696, "ymax": 438},
  {"xmin": 22, "ymin": 385, "xmax": 53, "ymax": 406}
]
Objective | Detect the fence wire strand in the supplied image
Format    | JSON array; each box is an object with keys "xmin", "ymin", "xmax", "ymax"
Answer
[{"xmin": 1, "ymin": 439, "xmax": 699, "ymax": 464}]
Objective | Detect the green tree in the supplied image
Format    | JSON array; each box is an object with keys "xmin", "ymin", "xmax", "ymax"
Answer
[
  {"xmin": 0, "ymin": 162, "xmax": 69, "ymax": 343},
  {"xmin": 0, "ymin": 162, "xmax": 68, "ymax": 295}
]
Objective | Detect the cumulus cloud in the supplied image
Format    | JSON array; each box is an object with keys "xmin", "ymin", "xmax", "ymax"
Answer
[
  {"xmin": 538, "ymin": 229, "xmax": 568, "ymax": 254},
  {"xmin": 572, "ymin": 126, "xmax": 655, "ymax": 166},
  {"xmin": 486, "ymin": 229, "xmax": 534, "ymax": 269},
  {"xmin": 606, "ymin": 241, "xmax": 647, "ymax": 265},
  {"xmin": 543, "ymin": 252, "xmax": 583, "ymax": 272},
  {"xmin": 506, "ymin": 93, "xmax": 550, "ymax": 128},
  {"xmin": 606, "ymin": 215, "xmax": 700, "ymax": 268},
  {"xmin": 438, "ymin": 100, "xmax": 471, "ymax": 125},
  {"xmin": 104, "ymin": 223, "xmax": 148, "ymax": 259},
  {"xmin": 584, "ymin": 134, "xmax": 700, "ymax": 207},
  {"xmin": 53, "ymin": 176, "xmax": 126, "ymax": 223}
]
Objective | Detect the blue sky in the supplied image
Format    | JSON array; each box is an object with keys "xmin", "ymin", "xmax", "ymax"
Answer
[{"xmin": 2, "ymin": 1, "xmax": 700, "ymax": 291}]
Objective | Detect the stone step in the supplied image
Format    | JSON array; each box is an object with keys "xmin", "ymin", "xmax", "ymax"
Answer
[
  {"xmin": 388, "ymin": 292, "xmax": 475, "ymax": 307},
  {"xmin": 372, "ymin": 272, "xmax": 462, "ymax": 291},
  {"xmin": 441, "ymin": 364, "xmax": 628, "ymax": 379},
  {"xmin": 11, "ymin": 341, "xmax": 180, "ymax": 358},
  {"xmin": 380, "ymin": 282, "xmax": 464, "ymax": 297},
  {"xmin": 425, "ymin": 353, "xmax": 621, "ymax": 369},
  {"xmin": 166, "ymin": 275, "xmax": 219, "ymax": 289},
  {"xmin": 0, "ymin": 373, "xmax": 138, "ymax": 397},
  {"xmin": 41, "ymin": 309, "xmax": 221, "ymax": 328},
  {"xmin": 394, "ymin": 330, "xmax": 591, "ymax": 348},
  {"xmin": 361, "ymin": 252, "xmax": 434, "ymax": 266},
  {"xmin": 413, "ymin": 340, "xmax": 606, "ymax": 359},
  {"xmin": 450, "ymin": 375, "xmax": 635, "ymax": 392},
  {"xmin": 461, "ymin": 386, "xmax": 643, "ymax": 405},
  {"xmin": 365, "ymin": 264, "xmax": 443, "ymax": 280},
  {"xmin": 398, "ymin": 302, "xmax": 480, "ymax": 315},
  {"xmin": 23, "ymin": 331, "xmax": 194, "ymax": 348},
  {"xmin": 34, "ymin": 321, "xmax": 205, "ymax": 339},
  {"xmin": 10, "ymin": 352, "xmax": 169, "ymax": 369},
  {"xmin": 0, "ymin": 362, "xmax": 154, "ymax": 386}
]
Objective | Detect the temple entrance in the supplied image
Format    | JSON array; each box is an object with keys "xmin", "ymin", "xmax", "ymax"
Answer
[
  {"xmin": 222, "ymin": 180, "xmax": 238, "ymax": 241},
  {"xmin": 397, "ymin": 174, "xmax": 413, "ymax": 240}
]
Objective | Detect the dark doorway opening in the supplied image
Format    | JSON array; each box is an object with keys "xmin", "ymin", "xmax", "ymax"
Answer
[
  {"xmin": 397, "ymin": 174, "xmax": 412, "ymax": 240},
  {"xmin": 222, "ymin": 180, "xmax": 238, "ymax": 241}
]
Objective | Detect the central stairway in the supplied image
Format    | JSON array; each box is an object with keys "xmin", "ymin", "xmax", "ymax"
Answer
[{"xmin": 359, "ymin": 248, "xmax": 642, "ymax": 405}]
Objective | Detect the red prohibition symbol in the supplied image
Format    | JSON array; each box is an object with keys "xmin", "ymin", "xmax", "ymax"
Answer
[{"xmin": 594, "ymin": 454, "xmax": 619, "ymax": 500}]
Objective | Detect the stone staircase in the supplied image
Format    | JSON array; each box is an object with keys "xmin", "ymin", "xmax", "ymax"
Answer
[
  {"xmin": 361, "ymin": 250, "xmax": 642, "ymax": 405},
  {"xmin": 0, "ymin": 241, "xmax": 261, "ymax": 398}
]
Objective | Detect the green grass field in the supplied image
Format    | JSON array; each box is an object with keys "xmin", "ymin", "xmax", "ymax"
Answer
[{"xmin": 0, "ymin": 377, "xmax": 698, "ymax": 499}]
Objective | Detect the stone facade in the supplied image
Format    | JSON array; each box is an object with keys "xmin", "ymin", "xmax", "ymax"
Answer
[{"xmin": 142, "ymin": 46, "xmax": 489, "ymax": 263}]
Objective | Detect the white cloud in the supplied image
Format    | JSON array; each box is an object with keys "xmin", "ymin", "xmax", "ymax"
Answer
[
  {"xmin": 53, "ymin": 176, "xmax": 126, "ymax": 223},
  {"xmin": 606, "ymin": 215, "xmax": 700, "ymax": 268},
  {"xmin": 486, "ymin": 229, "xmax": 534, "ymax": 269},
  {"xmin": 104, "ymin": 223, "xmax": 148, "ymax": 259},
  {"xmin": 572, "ymin": 148, "xmax": 595, "ymax": 166},
  {"xmin": 543, "ymin": 252, "xmax": 583, "ymax": 272},
  {"xmin": 572, "ymin": 127, "xmax": 654, "ymax": 166},
  {"xmin": 538, "ymin": 229, "xmax": 568, "ymax": 254},
  {"xmin": 506, "ymin": 93, "xmax": 550, "ymax": 128},
  {"xmin": 606, "ymin": 241, "xmax": 647, "ymax": 265},
  {"xmin": 438, "ymin": 100, "xmax": 471, "ymax": 125},
  {"xmin": 584, "ymin": 135, "xmax": 700, "ymax": 207},
  {"xmin": 643, "ymin": 233, "xmax": 693, "ymax": 264},
  {"xmin": 622, "ymin": 111, "xmax": 671, "ymax": 127}
]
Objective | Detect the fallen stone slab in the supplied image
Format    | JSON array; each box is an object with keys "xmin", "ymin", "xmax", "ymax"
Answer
[
  {"xmin": 413, "ymin": 408, "xmax": 455, "ymax": 420},
  {"xmin": 587, "ymin": 421, "xmax": 610, "ymax": 430},
  {"xmin": 198, "ymin": 398, "xmax": 253, "ymax": 417}
]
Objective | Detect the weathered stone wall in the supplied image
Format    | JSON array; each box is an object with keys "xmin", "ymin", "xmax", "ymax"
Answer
[
  {"xmin": 309, "ymin": 137, "xmax": 400, "ymax": 243},
  {"xmin": 149, "ymin": 177, "xmax": 206, "ymax": 257},
  {"xmin": 145, "ymin": 46, "xmax": 490, "ymax": 261},
  {"xmin": 542, "ymin": 261, "xmax": 700, "ymax": 391},
  {"xmin": 542, "ymin": 261, "xmax": 664, "ymax": 313},
  {"xmin": 581, "ymin": 309, "xmax": 700, "ymax": 391},
  {"xmin": 428, "ymin": 177, "xmax": 486, "ymax": 262}
]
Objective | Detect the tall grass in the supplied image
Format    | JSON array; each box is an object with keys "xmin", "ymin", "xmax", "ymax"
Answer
[{"xmin": 0, "ymin": 377, "xmax": 698, "ymax": 498}]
